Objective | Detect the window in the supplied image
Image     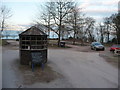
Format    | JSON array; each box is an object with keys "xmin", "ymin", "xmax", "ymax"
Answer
[
  {"xmin": 26, "ymin": 37, "xmax": 30, "ymax": 40},
  {"xmin": 22, "ymin": 41, "xmax": 26, "ymax": 44},
  {"xmin": 21, "ymin": 46, "xmax": 28, "ymax": 49},
  {"xmin": 31, "ymin": 37, "xmax": 36, "ymax": 40},
  {"xmin": 21, "ymin": 36, "xmax": 47, "ymax": 50},
  {"xmin": 22, "ymin": 37, "xmax": 25, "ymax": 40}
]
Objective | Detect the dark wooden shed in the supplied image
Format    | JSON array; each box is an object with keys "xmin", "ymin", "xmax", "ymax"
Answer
[{"xmin": 19, "ymin": 26, "xmax": 47, "ymax": 65}]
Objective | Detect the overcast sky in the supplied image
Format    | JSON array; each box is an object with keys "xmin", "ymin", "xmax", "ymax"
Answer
[{"xmin": 2, "ymin": 0, "xmax": 120, "ymax": 31}]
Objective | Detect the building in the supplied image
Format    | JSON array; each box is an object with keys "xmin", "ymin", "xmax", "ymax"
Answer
[{"xmin": 19, "ymin": 26, "xmax": 47, "ymax": 65}]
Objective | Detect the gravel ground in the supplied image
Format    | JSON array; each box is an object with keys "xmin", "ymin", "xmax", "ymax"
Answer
[
  {"xmin": 2, "ymin": 41, "xmax": 73, "ymax": 88},
  {"xmin": 66, "ymin": 44, "xmax": 119, "ymax": 68},
  {"xmin": 48, "ymin": 49, "xmax": 118, "ymax": 88},
  {"xmin": 2, "ymin": 40, "xmax": 119, "ymax": 88}
]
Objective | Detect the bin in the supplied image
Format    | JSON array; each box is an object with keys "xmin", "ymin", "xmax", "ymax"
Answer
[{"xmin": 60, "ymin": 41, "xmax": 65, "ymax": 47}]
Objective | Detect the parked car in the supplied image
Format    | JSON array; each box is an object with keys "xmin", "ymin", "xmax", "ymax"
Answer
[
  {"xmin": 110, "ymin": 45, "xmax": 120, "ymax": 51},
  {"xmin": 91, "ymin": 42, "xmax": 105, "ymax": 51}
]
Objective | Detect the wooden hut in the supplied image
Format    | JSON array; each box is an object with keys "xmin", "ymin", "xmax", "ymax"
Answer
[{"xmin": 19, "ymin": 26, "xmax": 47, "ymax": 65}]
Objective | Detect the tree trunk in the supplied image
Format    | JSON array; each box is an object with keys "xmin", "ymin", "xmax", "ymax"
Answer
[
  {"xmin": 73, "ymin": 14, "xmax": 77, "ymax": 45},
  {"xmin": 101, "ymin": 34, "xmax": 104, "ymax": 43},
  {"xmin": 73, "ymin": 31, "xmax": 76, "ymax": 45},
  {"xmin": 117, "ymin": 30, "xmax": 120, "ymax": 44},
  {"xmin": 1, "ymin": 19, "xmax": 5, "ymax": 32},
  {"xmin": 58, "ymin": 3, "xmax": 62, "ymax": 47},
  {"xmin": 107, "ymin": 32, "xmax": 110, "ymax": 43},
  {"xmin": 61, "ymin": 31, "xmax": 64, "ymax": 40},
  {"xmin": 58, "ymin": 19, "xmax": 62, "ymax": 47},
  {"xmin": 48, "ymin": 14, "xmax": 50, "ymax": 38},
  {"xmin": 106, "ymin": 24, "xmax": 109, "ymax": 43}
]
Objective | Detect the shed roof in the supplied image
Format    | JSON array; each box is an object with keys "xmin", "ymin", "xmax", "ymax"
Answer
[{"xmin": 20, "ymin": 26, "xmax": 47, "ymax": 35}]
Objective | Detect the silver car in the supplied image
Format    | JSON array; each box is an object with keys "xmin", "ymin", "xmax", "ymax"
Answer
[{"xmin": 91, "ymin": 42, "xmax": 105, "ymax": 51}]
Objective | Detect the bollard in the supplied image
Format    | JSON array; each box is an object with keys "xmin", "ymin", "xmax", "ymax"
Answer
[
  {"xmin": 32, "ymin": 63, "xmax": 34, "ymax": 72},
  {"xmin": 42, "ymin": 63, "xmax": 44, "ymax": 71}
]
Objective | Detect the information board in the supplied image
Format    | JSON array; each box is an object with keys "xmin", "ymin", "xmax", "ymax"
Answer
[{"xmin": 31, "ymin": 52, "xmax": 43, "ymax": 64}]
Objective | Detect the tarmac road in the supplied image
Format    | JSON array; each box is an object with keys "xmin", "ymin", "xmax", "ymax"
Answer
[{"xmin": 2, "ymin": 40, "xmax": 118, "ymax": 88}]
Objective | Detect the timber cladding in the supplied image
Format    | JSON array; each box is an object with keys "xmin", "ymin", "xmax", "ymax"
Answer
[
  {"xmin": 19, "ymin": 26, "xmax": 48, "ymax": 65},
  {"xmin": 20, "ymin": 50, "xmax": 47, "ymax": 65},
  {"xmin": 20, "ymin": 50, "xmax": 31, "ymax": 65}
]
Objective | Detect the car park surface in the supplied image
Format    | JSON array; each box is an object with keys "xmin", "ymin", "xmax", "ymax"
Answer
[{"xmin": 2, "ymin": 40, "xmax": 118, "ymax": 88}]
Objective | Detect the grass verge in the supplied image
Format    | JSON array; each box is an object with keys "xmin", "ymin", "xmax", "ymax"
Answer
[{"xmin": 0, "ymin": 39, "xmax": 9, "ymax": 46}]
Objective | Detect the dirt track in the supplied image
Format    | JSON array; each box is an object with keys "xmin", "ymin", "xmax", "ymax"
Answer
[{"xmin": 2, "ymin": 40, "xmax": 118, "ymax": 88}]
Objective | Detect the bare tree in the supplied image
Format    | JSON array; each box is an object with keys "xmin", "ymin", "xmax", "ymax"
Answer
[
  {"xmin": 50, "ymin": 1, "xmax": 76, "ymax": 46},
  {"xmin": 109, "ymin": 14, "xmax": 120, "ymax": 44},
  {"xmin": 103, "ymin": 17, "xmax": 112, "ymax": 43},
  {"xmin": 35, "ymin": 2, "xmax": 54, "ymax": 37},
  {"xmin": 0, "ymin": 5, "xmax": 12, "ymax": 39},
  {"xmin": 97, "ymin": 23, "xmax": 106, "ymax": 43},
  {"xmin": 66, "ymin": 3, "xmax": 84, "ymax": 44},
  {"xmin": 36, "ymin": 1, "xmax": 75, "ymax": 46},
  {"xmin": 0, "ymin": 5, "xmax": 12, "ymax": 32},
  {"xmin": 84, "ymin": 17, "xmax": 95, "ymax": 42}
]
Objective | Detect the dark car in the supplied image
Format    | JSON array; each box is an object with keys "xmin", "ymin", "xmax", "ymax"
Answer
[
  {"xmin": 91, "ymin": 42, "xmax": 105, "ymax": 51},
  {"xmin": 110, "ymin": 45, "xmax": 120, "ymax": 51}
]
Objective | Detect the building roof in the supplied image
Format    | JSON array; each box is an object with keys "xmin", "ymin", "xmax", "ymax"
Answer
[{"xmin": 20, "ymin": 26, "xmax": 47, "ymax": 35}]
